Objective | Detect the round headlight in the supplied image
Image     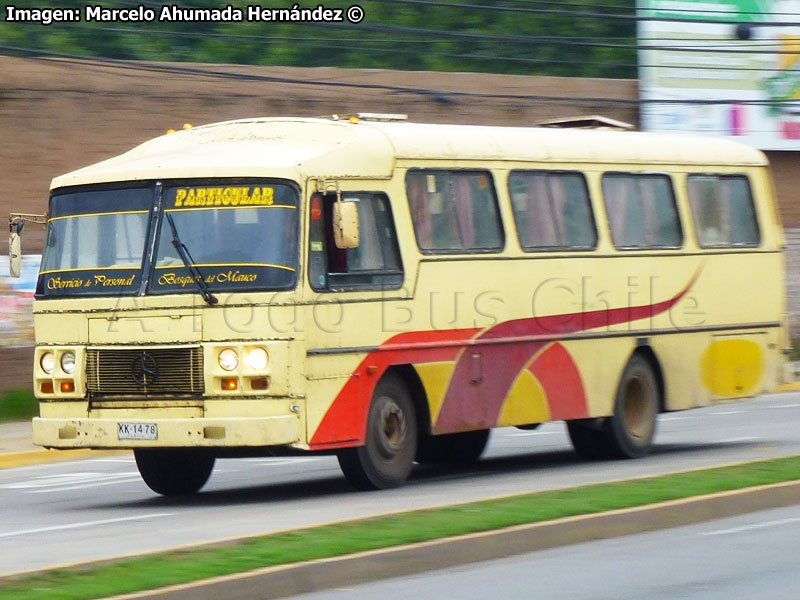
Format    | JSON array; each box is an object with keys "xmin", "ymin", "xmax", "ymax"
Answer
[
  {"xmin": 60, "ymin": 351, "xmax": 76, "ymax": 375},
  {"xmin": 40, "ymin": 351, "xmax": 55, "ymax": 375},
  {"xmin": 245, "ymin": 347, "xmax": 269, "ymax": 371},
  {"xmin": 218, "ymin": 348, "xmax": 239, "ymax": 371}
]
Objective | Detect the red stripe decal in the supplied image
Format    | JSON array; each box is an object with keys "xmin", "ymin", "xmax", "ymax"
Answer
[
  {"xmin": 310, "ymin": 271, "xmax": 699, "ymax": 448},
  {"xmin": 529, "ymin": 342, "xmax": 588, "ymax": 421}
]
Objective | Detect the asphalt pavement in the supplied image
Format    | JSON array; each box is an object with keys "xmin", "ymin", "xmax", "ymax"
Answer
[{"xmin": 3, "ymin": 395, "xmax": 800, "ymax": 598}]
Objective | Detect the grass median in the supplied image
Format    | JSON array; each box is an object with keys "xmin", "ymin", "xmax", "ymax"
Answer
[
  {"xmin": 2, "ymin": 454, "xmax": 800, "ymax": 599},
  {"xmin": 0, "ymin": 388, "xmax": 36, "ymax": 422}
]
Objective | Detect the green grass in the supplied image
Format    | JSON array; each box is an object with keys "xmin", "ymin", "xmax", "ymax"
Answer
[
  {"xmin": 0, "ymin": 388, "xmax": 36, "ymax": 422},
  {"xmin": 2, "ymin": 455, "xmax": 800, "ymax": 600}
]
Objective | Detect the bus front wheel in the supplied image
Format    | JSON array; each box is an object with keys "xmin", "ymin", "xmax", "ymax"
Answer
[
  {"xmin": 134, "ymin": 449, "xmax": 215, "ymax": 496},
  {"xmin": 337, "ymin": 374, "xmax": 418, "ymax": 490}
]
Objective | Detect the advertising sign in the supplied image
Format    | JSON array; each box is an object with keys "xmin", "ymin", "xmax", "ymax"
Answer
[
  {"xmin": 638, "ymin": 0, "xmax": 800, "ymax": 150},
  {"xmin": 0, "ymin": 255, "xmax": 40, "ymax": 347}
]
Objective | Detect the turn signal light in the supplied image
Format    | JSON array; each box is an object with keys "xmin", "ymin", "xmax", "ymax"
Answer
[
  {"xmin": 60, "ymin": 381, "xmax": 75, "ymax": 393},
  {"xmin": 40, "ymin": 381, "xmax": 54, "ymax": 394},
  {"xmin": 221, "ymin": 377, "xmax": 238, "ymax": 391},
  {"xmin": 250, "ymin": 377, "xmax": 269, "ymax": 391}
]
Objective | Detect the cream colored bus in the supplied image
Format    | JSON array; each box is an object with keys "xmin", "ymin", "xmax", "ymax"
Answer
[{"xmin": 10, "ymin": 115, "xmax": 788, "ymax": 495}]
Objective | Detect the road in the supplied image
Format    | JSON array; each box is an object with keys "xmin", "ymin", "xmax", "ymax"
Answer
[
  {"xmin": 1, "ymin": 393, "xmax": 800, "ymax": 576},
  {"xmin": 284, "ymin": 504, "xmax": 800, "ymax": 600}
]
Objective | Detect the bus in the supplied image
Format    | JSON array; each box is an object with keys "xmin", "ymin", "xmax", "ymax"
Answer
[{"xmin": 9, "ymin": 114, "xmax": 788, "ymax": 495}]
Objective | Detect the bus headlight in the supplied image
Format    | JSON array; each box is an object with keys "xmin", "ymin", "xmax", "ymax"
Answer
[
  {"xmin": 60, "ymin": 351, "xmax": 76, "ymax": 374},
  {"xmin": 218, "ymin": 348, "xmax": 239, "ymax": 371},
  {"xmin": 245, "ymin": 347, "xmax": 269, "ymax": 370},
  {"xmin": 40, "ymin": 352, "xmax": 55, "ymax": 375}
]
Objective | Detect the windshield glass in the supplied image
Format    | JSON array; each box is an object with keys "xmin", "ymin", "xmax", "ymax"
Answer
[
  {"xmin": 38, "ymin": 187, "xmax": 153, "ymax": 296},
  {"xmin": 151, "ymin": 182, "xmax": 299, "ymax": 294}
]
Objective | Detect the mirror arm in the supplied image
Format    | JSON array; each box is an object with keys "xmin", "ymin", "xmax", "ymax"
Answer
[
  {"xmin": 9, "ymin": 213, "xmax": 48, "ymax": 233},
  {"xmin": 8, "ymin": 213, "xmax": 47, "ymax": 278}
]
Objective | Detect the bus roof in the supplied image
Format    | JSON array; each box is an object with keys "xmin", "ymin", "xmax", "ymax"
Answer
[{"xmin": 51, "ymin": 117, "xmax": 769, "ymax": 189}]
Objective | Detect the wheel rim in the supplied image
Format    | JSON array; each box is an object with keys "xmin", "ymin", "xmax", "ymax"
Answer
[
  {"xmin": 375, "ymin": 397, "xmax": 407, "ymax": 460},
  {"xmin": 622, "ymin": 374, "xmax": 655, "ymax": 441}
]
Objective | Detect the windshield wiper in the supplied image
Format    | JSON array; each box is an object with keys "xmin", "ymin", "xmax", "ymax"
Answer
[{"xmin": 165, "ymin": 213, "xmax": 218, "ymax": 306}]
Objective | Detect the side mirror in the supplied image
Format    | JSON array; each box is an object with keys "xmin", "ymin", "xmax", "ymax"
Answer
[
  {"xmin": 332, "ymin": 200, "xmax": 360, "ymax": 249},
  {"xmin": 9, "ymin": 227, "xmax": 22, "ymax": 278},
  {"xmin": 8, "ymin": 214, "xmax": 46, "ymax": 277}
]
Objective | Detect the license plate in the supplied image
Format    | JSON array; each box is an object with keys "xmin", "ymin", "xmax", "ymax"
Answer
[{"xmin": 118, "ymin": 423, "xmax": 158, "ymax": 440}]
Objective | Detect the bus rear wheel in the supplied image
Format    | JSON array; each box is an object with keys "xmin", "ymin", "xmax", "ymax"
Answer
[
  {"xmin": 604, "ymin": 354, "xmax": 659, "ymax": 458},
  {"xmin": 337, "ymin": 374, "xmax": 418, "ymax": 490},
  {"xmin": 567, "ymin": 354, "xmax": 659, "ymax": 460},
  {"xmin": 134, "ymin": 449, "xmax": 215, "ymax": 496},
  {"xmin": 416, "ymin": 429, "xmax": 490, "ymax": 464}
]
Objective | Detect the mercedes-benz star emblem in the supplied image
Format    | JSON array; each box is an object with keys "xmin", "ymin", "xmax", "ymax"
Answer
[{"xmin": 131, "ymin": 352, "xmax": 158, "ymax": 386}]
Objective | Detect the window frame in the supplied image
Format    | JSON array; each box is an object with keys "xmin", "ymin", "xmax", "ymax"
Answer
[
  {"xmin": 686, "ymin": 173, "xmax": 761, "ymax": 249},
  {"xmin": 601, "ymin": 171, "xmax": 684, "ymax": 251},
  {"xmin": 308, "ymin": 191, "xmax": 404, "ymax": 293},
  {"xmin": 507, "ymin": 169, "xmax": 598, "ymax": 252},
  {"xmin": 405, "ymin": 168, "xmax": 506, "ymax": 255},
  {"xmin": 148, "ymin": 178, "xmax": 302, "ymax": 295}
]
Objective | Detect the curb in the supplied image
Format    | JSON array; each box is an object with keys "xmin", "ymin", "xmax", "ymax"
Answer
[
  {"xmin": 0, "ymin": 448, "xmax": 125, "ymax": 470},
  {"xmin": 103, "ymin": 479, "xmax": 800, "ymax": 600},
  {"xmin": 776, "ymin": 382, "xmax": 800, "ymax": 392}
]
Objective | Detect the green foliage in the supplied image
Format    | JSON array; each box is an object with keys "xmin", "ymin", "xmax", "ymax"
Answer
[
  {"xmin": 0, "ymin": 388, "xmax": 37, "ymax": 422},
  {"xmin": 0, "ymin": 0, "xmax": 637, "ymax": 77}
]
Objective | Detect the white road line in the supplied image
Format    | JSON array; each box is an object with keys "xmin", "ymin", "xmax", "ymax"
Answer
[
  {"xmin": 764, "ymin": 403, "xmax": 800, "ymax": 409},
  {"xmin": 716, "ymin": 436, "xmax": 761, "ymax": 444},
  {"xmin": 659, "ymin": 416, "xmax": 688, "ymax": 422},
  {"xmin": 30, "ymin": 477, "xmax": 143, "ymax": 494},
  {"xmin": 0, "ymin": 472, "xmax": 139, "ymax": 490},
  {"xmin": 0, "ymin": 513, "xmax": 173, "ymax": 539},
  {"xmin": 710, "ymin": 410, "xmax": 746, "ymax": 415},
  {"xmin": 508, "ymin": 431, "xmax": 558, "ymax": 437},
  {"xmin": 702, "ymin": 516, "xmax": 800, "ymax": 537},
  {"xmin": 241, "ymin": 457, "xmax": 324, "ymax": 465}
]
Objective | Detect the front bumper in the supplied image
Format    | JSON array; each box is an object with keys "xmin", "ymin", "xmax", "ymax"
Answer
[{"xmin": 32, "ymin": 415, "xmax": 303, "ymax": 449}]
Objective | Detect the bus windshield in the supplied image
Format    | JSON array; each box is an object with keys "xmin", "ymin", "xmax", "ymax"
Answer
[
  {"xmin": 37, "ymin": 181, "xmax": 300, "ymax": 297},
  {"xmin": 151, "ymin": 183, "xmax": 299, "ymax": 294},
  {"xmin": 38, "ymin": 186, "xmax": 153, "ymax": 297}
]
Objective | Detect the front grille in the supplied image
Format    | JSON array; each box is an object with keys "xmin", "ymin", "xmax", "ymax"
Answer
[{"xmin": 87, "ymin": 346, "xmax": 204, "ymax": 397}]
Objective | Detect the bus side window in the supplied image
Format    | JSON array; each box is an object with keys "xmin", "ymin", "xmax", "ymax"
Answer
[
  {"xmin": 508, "ymin": 170, "xmax": 597, "ymax": 251},
  {"xmin": 406, "ymin": 170, "xmax": 504, "ymax": 253},
  {"xmin": 308, "ymin": 192, "xmax": 403, "ymax": 292},
  {"xmin": 688, "ymin": 174, "xmax": 760, "ymax": 247},
  {"xmin": 602, "ymin": 173, "xmax": 682, "ymax": 249}
]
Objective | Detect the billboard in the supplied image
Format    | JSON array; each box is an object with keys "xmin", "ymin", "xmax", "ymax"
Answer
[
  {"xmin": 0, "ymin": 255, "xmax": 40, "ymax": 347},
  {"xmin": 638, "ymin": 0, "xmax": 800, "ymax": 150}
]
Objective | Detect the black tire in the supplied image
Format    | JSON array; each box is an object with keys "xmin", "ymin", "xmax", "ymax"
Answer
[
  {"xmin": 337, "ymin": 374, "xmax": 418, "ymax": 490},
  {"xmin": 566, "ymin": 420, "xmax": 610, "ymax": 460},
  {"xmin": 416, "ymin": 429, "xmax": 490, "ymax": 464},
  {"xmin": 134, "ymin": 449, "xmax": 215, "ymax": 496},
  {"xmin": 603, "ymin": 354, "xmax": 659, "ymax": 458}
]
